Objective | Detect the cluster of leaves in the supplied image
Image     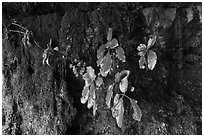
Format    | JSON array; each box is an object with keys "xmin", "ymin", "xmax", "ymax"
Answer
[
  {"xmin": 106, "ymin": 70, "xmax": 142, "ymax": 128},
  {"xmin": 137, "ymin": 35, "xmax": 157, "ymax": 70},
  {"xmin": 97, "ymin": 28, "xmax": 126, "ymax": 77},
  {"xmin": 81, "ymin": 66, "xmax": 103, "ymax": 116}
]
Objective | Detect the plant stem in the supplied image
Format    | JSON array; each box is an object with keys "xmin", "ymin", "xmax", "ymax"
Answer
[
  {"xmin": 119, "ymin": 93, "xmax": 131, "ymax": 101},
  {"xmin": 9, "ymin": 30, "xmax": 25, "ymax": 35}
]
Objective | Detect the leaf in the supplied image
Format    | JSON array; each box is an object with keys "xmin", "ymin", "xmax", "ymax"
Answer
[
  {"xmin": 111, "ymin": 95, "xmax": 120, "ymax": 118},
  {"xmin": 97, "ymin": 44, "xmax": 106, "ymax": 59},
  {"xmin": 87, "ymin": 83, "xmax": 95, "ymax": 109},
  {"xmin": 147, "ymin": 35, "xmax": 157, "ymax": 49},
  {"xmin": 109, "ymin": 38, "xmax": 119, "ymax": 49},
  {"xmin": 115, "ymin": 70, "xmax": 129, "ymax": 83},
  {"xmin": 106, "ymin": 84, "xmax": 114, "ymax": 108},
  {"xmin": 115, "ymin": 72, "xmax": 121, "ymax": 83},
  {"xmin": 95, "ymin": 77, "xmax": 103, "ymax": 87},
  {"xmin": 130, "ymin": 99, "xmax": 142, "ymax": 121},
  {"xmin": 119, "ymin": 76, "xmax": 128, "ymax": 93},
  {"xmin": 100, "ymin": 52, "xmax": 112, "ymax": 77},
  {"xmin": 113, "ymin": 94, "xmax": 120, "ymax": 106},
  {"xmin": 119, "ymin": 70, "xmax": 130, "ymax": 93},
  {"xmin": 147, "ymin": 50, "xmax": 157, "ymax": 70},
  {"xmin": 116, "ymin": 46, "xmax": 126, "ymax": 62},
  {"xmin": 80, "ymin": 85, "xmax": 90, "ymax": 104},
  {"xmin": 82, "ymin": 73, "xmax": 91, "ymax": 82},
  {"xmin": 86, "ymin": 66, "xmax": 96, "ymax": 80},
  {"xmin": 107, "ymin": 28, "xmax": 113, "ymax": 41},
  {"xmin": 115, "ymin": 99, "xmax": 124, "ymax": 128},
  {"xmin": 139, "ymin": 56, "xmax": 146, "ymax": 69},
  {"xmin": 93, "ymin": 99, "xmax": 97, "ymax": 116},
  {"xmin": 142, "ymin": 8, "xmax": 155, "ymax": 26},
  {"xmin": 137, "ymin": 44, "xmax": 146, "ymax": 52},
  {"xmin": 97, "ymin": 54, "xmax": 104, "ymax": 67}
]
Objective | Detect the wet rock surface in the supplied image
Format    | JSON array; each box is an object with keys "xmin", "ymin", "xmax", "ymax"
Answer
[{"xmin": 2, "ymin": 2, "xmax": 202, "ymax": 135}]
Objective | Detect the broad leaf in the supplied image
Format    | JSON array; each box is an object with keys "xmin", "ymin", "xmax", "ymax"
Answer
[
  {"xmin": 97, "ymin": 54, "xmax": 104, "ymax": 67},
  {"xmin": 100, "ymin": 52, "xmax": 112, "ymax": 77},
  {"xmin": 87, "ymin": 83, "xmax": 95, "ymax": 109},
  {"xmin": 116, "ymin": 46, "xmax": 126, "ymax": 62},
  {"xmin": 111, "ymin": 96, "xmax": 120, "ymax": 118},
  {"xmin": 139, "ymin": 56, "xmax": 146, "ymax": 69},
  {"xmin": 130, "ymin": 99, "xmax": 142, "ymax": 121},
  {"xmin": 97, "ymin": 44, "xmax": 106, "ymax": 59},
  {"xmin": 81, "ymin": 85, "xmax": 90, "ymax": 104},
  {"xmin": 147, "ymin": 35, "xmax": 157, "ymax": 49},
  {"xmin": 86, "ymin": 66, "xmax": 96, "ymax": 80},
  {"xmin": 119, "ymin": 70, "xmax": 130, "ymax": 93},
  {"xmin": 113, "ymin": 94, "xmax": 120, "ymax": 106},
  {"xmin": 106, "ymin": 84, "xmax": 114, "ymax": 108},
  {"xmin": 107, "ymin": 28, "xmax": 112, "ymax": 42},
  {"xmin": 110, "ymin": 38, "xmax": 119, "ymax": 49},
  {"xmin": 119, "ymin": 76, "xmax": 128, "ymax": 93},
  {"xmin": 115, "ymin": 99, "xmax": 124, "ymax": 128},
  {"xmin": 115, "ymin": 70, "xmax": 129, "ymax": 83},
  {"xmin": 137, "ymin": 44, "xmax": 146, "ymax": 52},
  {"xmin": 82, "ymin": 73, "xmax": 92, "ymax": 82},
  {"xmin": 147, "ymin": 50, "xmax": 157, "ymax": 70}
]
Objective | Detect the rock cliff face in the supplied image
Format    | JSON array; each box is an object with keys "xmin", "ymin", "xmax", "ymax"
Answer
[{"xmin": 2, "ymin": 2, "xmax": 202, "ymax": 135}]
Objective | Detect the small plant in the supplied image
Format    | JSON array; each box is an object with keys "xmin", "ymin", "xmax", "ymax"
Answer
[
  {"xmin": 81, "ymin": 66, "xmax": 103, "ymax": 116},
  {"xmin": 42, "ymin": 39, "xmax": 52, "ymax": 66},
  {"xmin": 137, "ymin": 34, "xmax": 157, "ymax": 70},
  {"xmin": 97, "ymin": 28, "xmax": 126, "ymax": 77},
  {"xmin": 7, "ymin": 22, "xmax": 40, "ymax": 48},
  {"xmin": 106, "ymin": 70, "xmax": 142, "ymax": 128}
]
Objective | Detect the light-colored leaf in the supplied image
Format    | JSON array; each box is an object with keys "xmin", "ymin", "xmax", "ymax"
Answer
[
  {"xmin": 111, "ymin": 96, "xmax": 120, "ymax": 118},
  {"xmin": 116, "ymin": 99, "xmax": 124, "ymax": 128},
  {"xmin": 119, "ymin": 76, "xmax": 128, "ymax": 93},
  {"xmin": 137, "ymin": 44, "xmax": 147, "ymax": 52},
  {"xmin": 93, "ymin": 99, "xmax": 97, "ymax": 116},
  {"xmin": 97, "ymin": 54, "xmax": 104, "ymax": 67},
  {"xmin": 119, "ymin": 70, "xmax": 130, "ymax": 93},
  {"xmin": 115, "ymin": 72, "xmax": 121, "ymax": 83},
  {"xmin": 87, "ymin": 83, "xmax": 95, "ymax": 109},
  {"xmin": 116, "ymin": 46, "xmax": 126, "ymax": 62},
  {"xmin": 113, "ymin": 94, "xmax": 120, "ymax": 106},
  {"xmin": 110, "ymin": 38, "xmax": 119, "ymax": 49},
  {"xmin": 107, "ymin": 28, "xmax": 112, "ymax": 42},
  {"xmin": 81, "ymin": 85, "xmax": 90, "ymax": 104},
  {"xmin": 82, "ymin": 73, "xmax": 91, "ymax": 82},
  {"xmin": 86, "ymin": 66, "xmax": 96, "ymax": 80},
  {"xmin": 106, "ymin": 84, "xmax": 114, "ymax": 108},
  {"xmin": 95, "ymin": 77, "xmax": 103, "ymax": 87},
  {"xmin": 138, "ymin": 51, "xmax": 146, "ymax": 57},
  {"xmin": 130, "ymin": 99, "xmax": 142, "ymax": 121},
  {"xmin": 147, "ymin": 35, "xmax": 157, "ymax": 49},
  {"xmin": 97, "ymin": 44, "xmax": 106, "ymax": 59},
  {"xmin": 139, "ymin": 56, "xmax": 146, "ymax": 69},
  {"xmin": 147, "ymin": 50, "xmax": 157, "ymax": 70},
  {"xmin": 100, "ymin": 52, "xmax": 112, "ymax": 77}
]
